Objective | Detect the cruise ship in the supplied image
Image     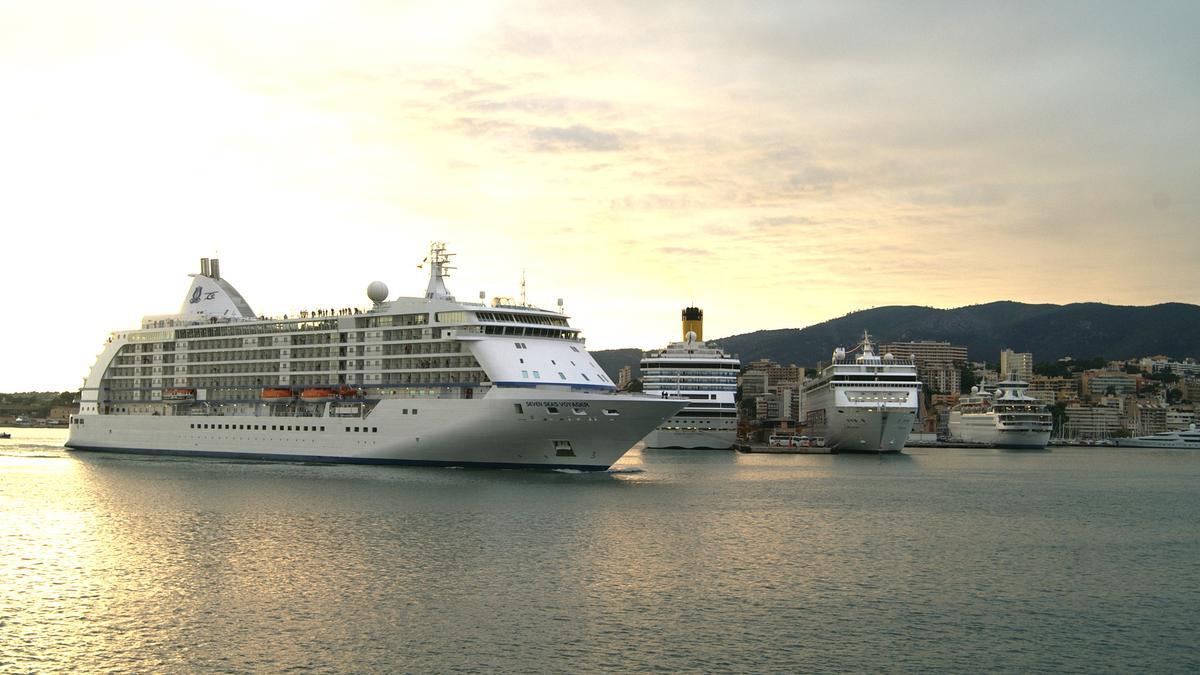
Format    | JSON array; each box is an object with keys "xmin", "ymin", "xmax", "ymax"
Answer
[
  {"xmin": 1116, "ymin": 425, "xmax": 1200, "ymax": 448},
  {"xmin": 640, "ymin": 307, "xmax": 740, "ymax": 449},
  {"xmin": 947, "ymin": 379, "xmax": 1052, "ymax": 449},
  {"xmin": 800, "ymin": 333, "xmax": 921, "ymax": 452},
  {"xmin": 65, "ymin": 245, "xmax": 685, "ymax": 470}
]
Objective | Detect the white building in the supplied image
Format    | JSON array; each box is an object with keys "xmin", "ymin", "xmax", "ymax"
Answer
[{"xmin": 1000, "ymin": 349, "xmax": 1033, "ymax": 382}]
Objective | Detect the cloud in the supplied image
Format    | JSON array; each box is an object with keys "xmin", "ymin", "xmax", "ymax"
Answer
[
  {"xmin": 655, "ymin": 246, "xmax": 714, "ymax": 257},
  {"xmin": 787, "ymin": 165, "xmax": 848, "ymax": 192},
  {"xmin": 530, "ymin": 124, "xmax": 623, "ymax": 152}
]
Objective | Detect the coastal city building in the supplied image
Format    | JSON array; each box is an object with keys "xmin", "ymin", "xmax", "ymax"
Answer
[
  {"xmin": 1081, "ymin": 370, "xmax": 1140, "ymax": 400},
  {"xmin": 1166, "ymin": 409, "xmax": 1196, "ymax": 430},
  {"xmin": 617, "ymin": 365, "xmax": 633, "ymax": 390},
  {"xmin": 1127, "ymin": 402, "xmax": 1168, "ymax": 437},
  {"xmin": 1148, "ymin": 358, "xmax": 1200, "ymax": 377},
  {"xmin": 742, "ymin": 359, "xmax": 804, "ymax": 385},
  {"xmin": 1185, "ymin": 379, "xmax": 1200, "ymax": 404},
  {"xmin": 1064, "ymin": 400, "xmax": 1124, "ymax": 440},
  {"xmin": 880, "ymin": 340, "xmax": 967, "ymax": 394},
  {"xmin": 739, "ymin": 358, "xmax": 804, "ymax": 428},
  {"xmin": 1000, "ymin": 349, "xmax": 1033, "ymax": 382},
  {"xmin": 1028, "ymin": 376, "xmax": 1079, "ymax": 404}
]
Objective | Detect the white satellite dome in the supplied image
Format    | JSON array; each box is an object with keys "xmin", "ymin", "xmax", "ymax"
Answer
[
  {"xmin": 685, "ymin": 330, "xmax": 697, "ymax": 343},
  {"xmin": 367, "ymin": 281, "xmax": 389, "ymax": 304}
]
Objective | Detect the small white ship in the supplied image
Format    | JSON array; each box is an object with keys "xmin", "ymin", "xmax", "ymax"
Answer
[
  {"xmin": 65, "ymin": 244, "xmax": 685, "ymax": 470},
  {"xmin": 947, "ymin": 379, "xmax": 1052, "ymax": 449},
  {"xmin": 640, "ymin": 307, "xmax": 740, "ymax": 449},
  {"xmin": 1116, "ymin": 425, "xmax": 1200, "ymax": 448},
  {"xmin": 801, "ymin": 332, "xmax": 921, "ymax": 453}
]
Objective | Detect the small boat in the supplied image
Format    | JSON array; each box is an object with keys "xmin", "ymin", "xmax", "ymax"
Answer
[
  {"xmin": 336, "ymin": 385, "xmax": 359, "ymax": 398},
  {"xmin": 300, "ymin": 388, "xmax": 336, "ymax": 403},
  {"xmin": 261, "ymin": 388, "xmax": 295, "ymax": 403},
  {"xmin": 0, "ymin": 432, "xmax": 10, "ymax": 439},
  {"xmin": 163, "ymin": 387, "xmax": 196, "ymax": 401}
]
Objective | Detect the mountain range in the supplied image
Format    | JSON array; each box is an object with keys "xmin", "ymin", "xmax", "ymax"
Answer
[{"xmin": 592, "ymin": 302, "xmax": 1200, "ymax": 380}]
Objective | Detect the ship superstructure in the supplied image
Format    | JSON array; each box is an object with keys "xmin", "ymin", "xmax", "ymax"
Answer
[
  {"xmin": 66, "ymin": 244, "xmax": 685, "ymax": 470},
  {"xmin": 640, "ymin": 307, "xmax": 740, "ymax": 449},
  {"xmin": 948, "ymin": 379, "xmax": 1052, "ymax": 449},
  {"xmin": 800, "ymin": 332, "xmax": 921, "ymax": 452}
]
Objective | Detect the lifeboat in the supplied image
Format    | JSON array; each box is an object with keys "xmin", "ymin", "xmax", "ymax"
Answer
[
  {"xmin": 336, "ymin": 385, "xmax": 359, "ymax": 398},
  {"xmin": 261, "ymin": 388, "xmax": 295, "ymax": 403},
  {"xmin": 163, "ymin": 387, "xmax": 196, "ymax": 401},
  {"xmin": 300, "ymin": 388, "xmax": 336, "ymax": 403}
]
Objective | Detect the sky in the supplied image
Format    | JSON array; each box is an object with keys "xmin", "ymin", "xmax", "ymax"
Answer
[{"xmin": 1, "ymin": 1, "xmax": 1197, "ymax": 392}]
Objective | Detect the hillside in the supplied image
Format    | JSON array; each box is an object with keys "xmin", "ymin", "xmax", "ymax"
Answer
[{"xmin": 594, "ymin": 302, "xmax": 1200, "ymax": 381}]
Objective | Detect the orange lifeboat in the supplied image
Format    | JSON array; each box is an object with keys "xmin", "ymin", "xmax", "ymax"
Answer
[
  {"xmin": 261, "ymin": 388, "xmax": 295, "ymax": 403},
  {"xmin": 300, "ymin": 388, "xmax": 336, "ymax": 403},
  {"xmin": 336, "ymin": 385, "xmax": 359, "ymax": 398},
  {"xmin": 164, "ymin": 387, "xmax": 196, "ymax": 401}
]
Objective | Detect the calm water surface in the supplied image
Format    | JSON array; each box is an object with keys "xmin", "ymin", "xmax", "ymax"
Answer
[{"xmin": 1, "ymin": 428, "xmax": 1197, "ymax": 673}]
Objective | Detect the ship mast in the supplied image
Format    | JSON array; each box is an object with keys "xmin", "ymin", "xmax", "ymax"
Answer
[{"xmin": 422, "ymin": 242, "xmax": 456, "ymax": 301}]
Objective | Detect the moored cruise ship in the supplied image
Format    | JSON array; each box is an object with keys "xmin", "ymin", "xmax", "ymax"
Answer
[
  {"xmin": 948, "ymin": 379, "xmax": 1052, "ymax": 449},
  {"xmin": 801, "ymin": 332, "xmax": 921, "ymax": 452},
  {"xmin": 65, "ymin": 244, "xmax": 685, "ymax": 470},
  {"xmin": 640, "ymin": 307, "xmax": 740, "ymax": 449}
]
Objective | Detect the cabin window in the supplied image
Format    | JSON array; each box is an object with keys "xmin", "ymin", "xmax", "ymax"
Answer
[
  {"xmin": 372, "ymin": 427, "xmax": 377, "ymax": 433},
  {"xmin": 521, "ymin": 370, "xmax": 529, "ymax": 378},
  {"xmin": 603, "ymin": 409, "xmax": 619, "ymax": 416},
  {"xmin": 533, "ymin": 371, "xmax": 541, "ymax": 379},
  {"xmin": 559, "ymin": 372, "xmax": 567, "ymax": 380},
  {"xmin": 354, "ymin": 426, "xmax": 360, "ymax": 432},
  {"xmin": 581, "ymin": 373, "xmax": 590, "ymax": 381},
  {"xmin": 547, "ymin": 407, "xmax": 559, "ymax": 414}
]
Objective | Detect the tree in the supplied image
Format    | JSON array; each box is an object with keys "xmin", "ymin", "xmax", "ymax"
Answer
[
  {"xmin": 1050, "ymin": 401, "xmax": 1069, "ymax": 437},
  {"xmin": 1034, "ymin": 361, "xmax": 1071, "ymax": 378},
  {"xmin": 959, "ymin": 364, "xmax": 977, "ymax": 393},
  {"xmin": 738, "ymin": 397, "xmax": 757, "ymax": 421}
]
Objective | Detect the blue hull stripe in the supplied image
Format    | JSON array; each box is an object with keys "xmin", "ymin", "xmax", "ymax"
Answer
[{"xmin": 64, "ymin": 444, "xmax": 610, "ymax": 472}]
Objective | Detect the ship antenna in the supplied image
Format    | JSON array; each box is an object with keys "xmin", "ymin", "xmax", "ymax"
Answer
[{"xmin": 520, "ymin": 269, "xmax": 527, "ymax": 307}]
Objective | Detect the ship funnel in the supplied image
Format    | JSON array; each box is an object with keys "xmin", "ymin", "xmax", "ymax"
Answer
[
  {"xmin": 210, "ymin": 258, "xmax": 221, "ymax": 280},
  {"xmin": 200, "ymin": 257, "xmax": 210, "ymax": 277},
  {"xmin": 682, "ymin": 306, "xmax": 703, "ymax": 342}
]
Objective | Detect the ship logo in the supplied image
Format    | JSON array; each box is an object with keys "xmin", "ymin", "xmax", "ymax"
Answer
[{"xmin": 190, "ymin": 287, "xmax": 202, "ymax": 304}]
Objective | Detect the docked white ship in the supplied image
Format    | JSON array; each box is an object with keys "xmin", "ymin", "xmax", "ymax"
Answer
[
  {"xmin": 1116, "ymin": 425, "xmax": 1200, "ymax": 448},
  {"xmin": 801, "ymin": 333, "xmax": 920, "ymax": 453},
  {"xmin": 640, "ymin": 307, "xmax": 740, "ymax": 449},
  {"xmin": 947, "ymin": 379, "xmax": 1052, "ymax": 449},
  {"xmin": 65, "ymin": 245, "xmax": 685, "ymax": 471}
]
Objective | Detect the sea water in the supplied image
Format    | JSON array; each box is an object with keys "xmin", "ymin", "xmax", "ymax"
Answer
[{"xmin": 1, "ymin": 428, "xmax": 1197, "ymax": 672}]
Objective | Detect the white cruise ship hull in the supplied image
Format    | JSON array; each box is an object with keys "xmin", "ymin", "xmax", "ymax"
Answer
[
  {"xmin": 66, "ymin": 389, "xmax": 684, "ymax": 471},
  {"xmin": 825, "ymin": 407, "xmax": 916, "ymax": 453},
  {"xmin": 948, "ymin": 413, "xmax": 1051, "ymax": 449},
  {"xmin": 643, "ymin": 428, "xmax": 736, "ymax": 450}
]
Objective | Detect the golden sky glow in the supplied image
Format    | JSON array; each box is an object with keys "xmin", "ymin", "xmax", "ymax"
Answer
[{"xmin": 1, "ymin": 1, "xmax": 1197, "ymax": 391}]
